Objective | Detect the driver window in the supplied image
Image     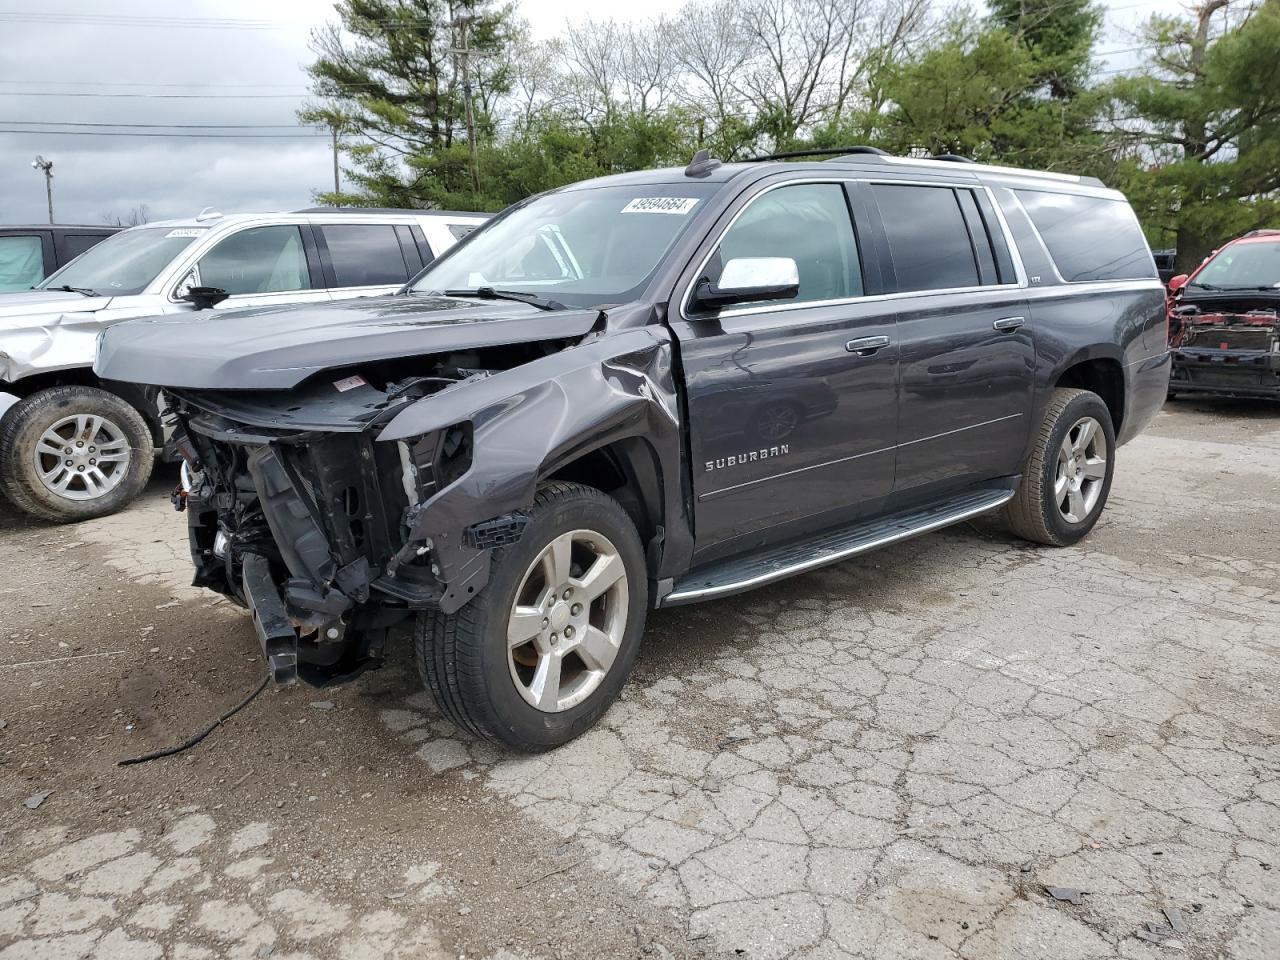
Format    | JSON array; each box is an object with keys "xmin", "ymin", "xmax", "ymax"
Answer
[
  {"xmin": 715, "ymin": 183, "xmax": 863, "ymax": 305},
  {"xmin": 196, "ymin": 225, "xmax": 310, "ymax": 296}
]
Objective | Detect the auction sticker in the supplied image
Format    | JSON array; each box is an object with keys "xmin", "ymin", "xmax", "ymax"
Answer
[
  {"xmin": 621, "ymin": 197, "xmax": 699, "ymax": 215},
  {"xmin": 165, "ymin": 228, "xmax": 209, "ymax": 238},
  {"xmin": 333, "ymin": 375, "xmax": 367, "ymax": 393}
]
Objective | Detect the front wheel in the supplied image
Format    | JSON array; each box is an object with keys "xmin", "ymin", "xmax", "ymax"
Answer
[
  {"xmin": 0, "ymin": 385, "xmax": 154, "ymax": 523},
  {"xmin": 415, "ymin": 482, "xmax": 648, "ymax": 751},
  {"xmin": 1004, "ymin": 387, "xmax": 1116, "ymax": 546}
]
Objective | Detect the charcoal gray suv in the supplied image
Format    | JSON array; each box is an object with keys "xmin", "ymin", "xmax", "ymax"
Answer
[{"xmin": 97, "ymin": 149, "xmax": 1170, "ymax": 751}]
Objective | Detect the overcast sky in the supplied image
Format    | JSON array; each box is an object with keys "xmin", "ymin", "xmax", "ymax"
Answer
[{"xmin": 0, "ymin": 0, "xmax": 1190, "ymax": 226}]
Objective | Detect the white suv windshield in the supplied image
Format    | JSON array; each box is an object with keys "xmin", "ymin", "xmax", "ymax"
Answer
[
  {"xmin": 38, "ymin": 226, "xmax": 207, "ymax": 296},
  {"xmin": 1192, "ymin": 241, "xmax": 1280, "ymax": 290},
  {"xmin": 411, "ymin": 185, "xmax": 716, "ymax": 308}
]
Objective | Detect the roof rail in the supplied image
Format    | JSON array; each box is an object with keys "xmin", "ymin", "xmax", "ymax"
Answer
[
  {"xmin": 1242, "ymin": 228, "xmax": 1280, "ymax": 238},
  {"xmin": 931, "ymin": 154, "xmax": 975, "ymax": 163},
  {"xmin": 746, "ymin": 146, "xmax": 890, "ymax": 162},
  {"xmin": 292, "ymin": 206, "xmax": 487, "ymax": 218},
  {"xmin": 879, "ymin": 155, "xmax": 1097, "ymax": 185}
]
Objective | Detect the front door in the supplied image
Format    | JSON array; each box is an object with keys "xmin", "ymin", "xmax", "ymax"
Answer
[
  {"xmin": 866, "ymin": 182, "xmax": 1034, "ymax": 498},
  {"xmin": 184, "ymin": 224, "xmax": 332, "ymax": 312},
  {"xmin": 669, "ymin": 181, "xmax": 900, "ymax": 563}
]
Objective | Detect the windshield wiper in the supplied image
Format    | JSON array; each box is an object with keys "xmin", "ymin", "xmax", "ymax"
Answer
[
  {"xmin": 47, "ymin": 284, "xmax": 98, "ymax": 297},
  {"xmin": 440, "ymin": 287, "xmax": 567, "ymax": 311},
  {"xmin": 1187, "ymin": 281, "xmax": 1221, "ymax": 290}
]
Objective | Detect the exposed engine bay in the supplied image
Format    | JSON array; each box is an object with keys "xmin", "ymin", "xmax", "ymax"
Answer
[
  {"xmin": 170, "ymin": 341, "xmax": 576, "ymax": 685},
  {"xmin": 1169, "ymin": 297, "xmax": 1280, "ymax": 399}
]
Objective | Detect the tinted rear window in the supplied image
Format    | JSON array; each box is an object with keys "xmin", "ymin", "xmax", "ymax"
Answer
[
  {"xmin": 872, "ymin": 185, "xmax": 980, "ymax": 292},
  {"xmin": 319, "ymin": 224, "xmax": 411, "ymax": 287},
  {"xmin": 1015, "ymin": 190, "xmax": 1155, "ymax": 282}
]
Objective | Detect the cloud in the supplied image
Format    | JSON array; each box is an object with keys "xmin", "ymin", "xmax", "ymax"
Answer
[{"xmin": 0, "ymin": 0, "xmax": 334, "ymax": 224}]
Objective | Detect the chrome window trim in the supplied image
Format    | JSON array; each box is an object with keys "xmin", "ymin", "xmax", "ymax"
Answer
[
  {"xmin": 678, "ymin": 177, "xmax": 1030, "ymax": 323},
  {"xmin": 1025, "ymin": 277, "xmax": 1165, "ymax": 296},
  {"xmin": 878, "ymin": 156, "xmax": 1086, "ymax": 184}
]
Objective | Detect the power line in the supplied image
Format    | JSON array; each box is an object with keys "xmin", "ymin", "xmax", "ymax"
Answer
[
  {"xmin": 0, "ymin": 90, "xmax": 312, "ymax": 99},
  {"xmin": 0, "ymin": 120, "xmax": 318, "ymax": 129},
  {"xmin": 0, "ymin": 128, "xmax": 330, "ymax": 139},
  {"xmin": 0, "ymin": 11, "xmax": 448, "ymax": 30},
  {"xmin": 0, "ymin": 79, "xmax": 315, "ymax": 89}
]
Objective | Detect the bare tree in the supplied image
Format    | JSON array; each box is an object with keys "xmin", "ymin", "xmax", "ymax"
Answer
[
  {"xmin": 101, "ymin": 204, "xmax": 150, "ymax": 228},
  {"xmin": 671, "ymin": 0, "xmax": 751, "ymax": 128}
]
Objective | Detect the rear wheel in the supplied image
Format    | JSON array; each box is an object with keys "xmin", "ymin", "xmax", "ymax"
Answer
[
  {"xmin": 414, "ymin": 482, "xmax": 647, "ymax": 751},
  {"xmin": 1004, "ymin": 387, "xmax": 1115, "ymax": 546},
  {"xmin": 0, "ymin": 385, "xmax": 154, "ymax": 523}
]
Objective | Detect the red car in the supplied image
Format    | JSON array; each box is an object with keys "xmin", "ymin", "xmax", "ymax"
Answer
[{"xmin": 1167, "ymin": 229, "xmax": 1280, "ymax": 400}]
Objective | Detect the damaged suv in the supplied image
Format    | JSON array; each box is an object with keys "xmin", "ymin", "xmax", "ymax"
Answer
[
  {"xmin": 1167, "ymin": 229, "xmax": 1280, "ymax": 401},
  {"xmin": 97, "ymin": 150, "xmax": 1170, "ymax": 750}
]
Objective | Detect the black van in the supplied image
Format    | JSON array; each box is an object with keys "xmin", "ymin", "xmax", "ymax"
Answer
[{"xmin": 0, "ymin": 225, "xmax": 119, "ymax": 293}]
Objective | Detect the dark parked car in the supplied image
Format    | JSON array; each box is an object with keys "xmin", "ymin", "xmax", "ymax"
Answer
[
  {"xmin": 1151, "ymin": 248, "xmax": 1177, "ymax": 284},
  {"xmin": 97, "ymin": 148, "xmax": 1170, "ymax": 750},
  {"xmin": 1166, "ymin": 229, "xmax": 1280, "ymax": 401},
  {"xmin": 0, "ymin": 224, "xmax": 118, "ymax": 292}
]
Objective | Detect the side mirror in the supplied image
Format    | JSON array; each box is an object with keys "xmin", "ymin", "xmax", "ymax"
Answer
[
  {"xmin": 1167, "ymin": 274, "xmax": 1189, "ymax": 293},
  {"xmin": 693, "ymin": 257, "xmax": 800, "ymax": 310},
  {"xmin": 181, "ymin": 286, "xmax": 230, "ymax": 310}
]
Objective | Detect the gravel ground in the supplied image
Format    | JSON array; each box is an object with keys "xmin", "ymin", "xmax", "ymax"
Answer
[{"xmin": 1, "ymin": 398, "xmax": 1278, "ymax": 960}]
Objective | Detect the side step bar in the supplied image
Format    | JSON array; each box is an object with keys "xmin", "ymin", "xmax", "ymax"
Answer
[{"xmin": 661, "ymin": 487, "xmax": 1015, "ymax": 606}]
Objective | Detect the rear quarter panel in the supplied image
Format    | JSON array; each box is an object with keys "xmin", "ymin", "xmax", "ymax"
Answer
[{"xmin": 993, "ymin": 184, "xmax": 1169, "ymax": 448}]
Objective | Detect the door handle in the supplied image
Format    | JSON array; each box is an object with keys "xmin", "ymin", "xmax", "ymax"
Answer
[
  {"xmin": 845, "ymin": 335, "xmax": 891, "ymax": 356},
  {"xmin": 993, "ymin": 316, "xmax": 1026, "ymax": 331}
]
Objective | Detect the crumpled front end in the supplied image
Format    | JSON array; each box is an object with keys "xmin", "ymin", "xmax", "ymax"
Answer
[
  {"xmin": 172, "ymin": 373, "xmax": 478, "ymax": 685},
  {"xmin": 1170, "ymin": 303, "xmax": 1280, "ymax": 399}
]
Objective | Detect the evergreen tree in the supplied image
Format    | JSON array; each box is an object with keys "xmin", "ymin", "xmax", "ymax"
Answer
[{"xmin": 1109, "ymin": 0, "xmax": 1280, "ymax": 270}]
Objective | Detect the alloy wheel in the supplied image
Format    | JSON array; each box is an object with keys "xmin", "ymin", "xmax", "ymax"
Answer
[
  {"xmin": 506, "ymin": 529, "xmax": 629, "ymax": 713},
  {"xmin": 1054, "ymin": 416, "xmax": 1107, "ymax": 523},
  {"xmin": 33, "ymin": 413, "xmax": 133, "ymax": 501}
]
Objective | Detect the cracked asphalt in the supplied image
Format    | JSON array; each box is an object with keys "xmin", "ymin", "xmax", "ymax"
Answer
[{"xmin": 2, "ymin": 398, "xmax": 1279, "ymax": 959}]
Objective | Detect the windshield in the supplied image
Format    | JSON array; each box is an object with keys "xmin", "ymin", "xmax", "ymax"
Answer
[
  {"xmin": 411, "ymin": 184, "xmax": 717, "ymax": 308},
  {"xmin": 38, "ymin": 226, "xmax": 207, "ymax": 296},
  {"xmin": 1193, "ymin": 241, "xmax": 1280, "ymax": 289}
]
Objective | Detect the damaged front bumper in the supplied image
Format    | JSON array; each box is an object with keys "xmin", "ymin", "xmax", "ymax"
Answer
[
  {"xmin": 1170, "ymin": 346, "xmax": 1280, "ymax": 399},
  {"xmin": 172, "ymin": 377, "xmax": 484, "ymax": 687},
  {"xmin": 1169, "ymin": 307, "xmax": 1280, "ymax": 400}
]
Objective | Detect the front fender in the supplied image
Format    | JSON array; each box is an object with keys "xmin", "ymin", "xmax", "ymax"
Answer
[{"xmin": 379, "ymin": 326, "xmax": 689, "ymax": 611}]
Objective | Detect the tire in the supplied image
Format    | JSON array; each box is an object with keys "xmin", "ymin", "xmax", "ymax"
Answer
[
  {"xmin": 414, "ymin": 481, "xmax": 648, "ymax": 751},
  {"xmin": 1004, "ymin": 387, "xmax": 1116, "ymax": 547},
  {"xmin": 0, "ymin": 385, "xmax": 154, "ymax": 523}
]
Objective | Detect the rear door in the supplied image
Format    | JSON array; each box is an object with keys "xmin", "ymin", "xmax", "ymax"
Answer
[
  {"xmin": 867, "ymin": 181, "xmax": 1033, "ymax": 500},
  {"xmin": 314, "ymin": 222, "xmax": 420, "ymax": 299},
  {"xmin": 669, "ymin": 179, "xmax": 900, "ymax": 562}
]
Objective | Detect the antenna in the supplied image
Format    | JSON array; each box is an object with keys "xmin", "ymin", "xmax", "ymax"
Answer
[{"xmin": 685, "ymin": 149, "xmax": 723, "ymax": 178}]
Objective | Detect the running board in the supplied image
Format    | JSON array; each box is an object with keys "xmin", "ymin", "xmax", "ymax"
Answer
[{"xmin": 662, "ymin": 487, "xmax": 1015, "ymax": 606}]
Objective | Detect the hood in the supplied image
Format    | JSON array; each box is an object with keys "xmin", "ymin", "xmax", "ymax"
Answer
[
  {"xmin": 0, "ymin": 289, "xmax": 113, "ymax": 326},
  {"xmin": 1175, "ymin": 289, "xmax": 1280, "ymax": 315},
  {"xmin": 95, "ymin": 293, "xmax": 602, "ymax": 390}
]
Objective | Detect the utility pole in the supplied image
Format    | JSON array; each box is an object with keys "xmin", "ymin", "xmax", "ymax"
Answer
[
  {"xmin": 31, "ymin": 155, "xmax": 53, "ymax": 224},
  {"xmin": 451, "ymin": 14, "xmax": 481, "ymax": 195},
  {"xmin": 330, "ymin": 123, "xmax": 341, "ymax": 194}
]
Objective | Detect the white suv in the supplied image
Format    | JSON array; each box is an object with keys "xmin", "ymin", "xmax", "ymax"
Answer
[{"xmin": 0, "ymin": 207, "xmax": 488, "ymax": 522}]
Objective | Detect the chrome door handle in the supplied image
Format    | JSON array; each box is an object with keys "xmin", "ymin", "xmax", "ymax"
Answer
[
  {"xmin": 846, "ymin": 335, "xmax": 891, "ymax": 356},
  {"xmin": 993, "ymin": 316, "xmax": 1026, "ymax": 331}
]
